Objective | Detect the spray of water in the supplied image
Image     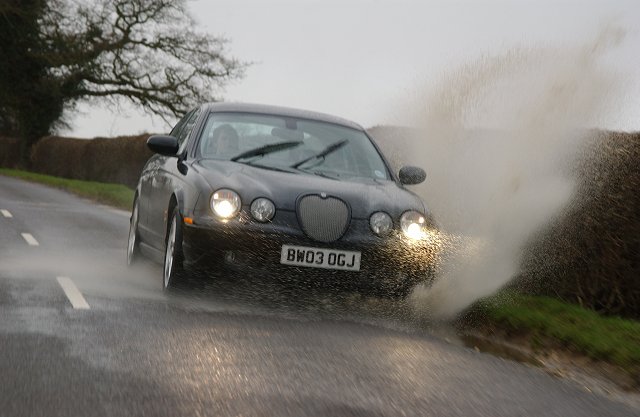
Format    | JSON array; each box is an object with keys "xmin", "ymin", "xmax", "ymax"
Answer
[{"xmin": 405, "ymin": 27, "xmax": 626, "ymax": 319}]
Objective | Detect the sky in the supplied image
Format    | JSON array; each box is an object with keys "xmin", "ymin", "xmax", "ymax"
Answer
[{"xmin": 66, "ymin": 0, "xmax": 640, "ymax": 138}]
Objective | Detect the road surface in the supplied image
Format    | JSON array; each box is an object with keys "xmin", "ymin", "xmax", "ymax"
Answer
[{"xmin": 0, "ymin": 175, "xmax": 637, "ymax": 417}]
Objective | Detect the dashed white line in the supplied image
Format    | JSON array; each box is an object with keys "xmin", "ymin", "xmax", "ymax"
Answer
[
  {"xmin": 1, "ymin": 209, "xmax": 12, "ymax": 218},
  {"xmin": 56, "ymin": 277, "xmax": 90, "ymax": 310},
  {"xmin": 21, "ymin": 233, "xmax": 39, "ymax": 246}
]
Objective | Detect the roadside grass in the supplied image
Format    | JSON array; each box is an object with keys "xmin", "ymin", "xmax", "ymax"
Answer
[
  {"xmin": 0, "ymin": 168, "xmax": 134, "ymax": 211},
  {"xmin": 480, "ymin": 293, "xmax": 640, "ymax": 376}
]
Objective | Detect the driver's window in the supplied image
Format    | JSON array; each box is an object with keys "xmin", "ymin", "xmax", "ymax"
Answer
[
  {"xmin": 169, "ymin": 111, "xmax": 191, "ymax": 138},
  {"xmin": 177, "ymin": 108, "xmax": 200, "ymax": 154},
  {"xmin": 201, "ymin": 122, "xmax": 242, "ymax": 158}
]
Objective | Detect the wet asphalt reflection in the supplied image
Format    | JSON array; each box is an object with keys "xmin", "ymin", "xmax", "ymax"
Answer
[{"xmin": 159, "ymin": 264, "xmax": 430, "ymax": 335}]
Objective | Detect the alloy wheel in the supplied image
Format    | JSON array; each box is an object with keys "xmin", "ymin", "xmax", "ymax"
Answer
[
  {"xmin": 163, "ymin": 216, "xmax": 177, "ymax": 289},
  {"xmin": 127, "ymin": 201, "xmax": 139, "ymax": 265}
]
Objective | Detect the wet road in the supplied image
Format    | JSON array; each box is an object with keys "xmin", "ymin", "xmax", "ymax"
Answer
[{"xmin": 0, "ymin": 175, "xmax": 637, "ymax": 417}]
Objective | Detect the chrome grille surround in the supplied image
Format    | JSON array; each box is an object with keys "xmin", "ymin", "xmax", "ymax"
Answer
[{"xmin": 297, "ymin": 194, "xmax": 350, "ymax": 242}]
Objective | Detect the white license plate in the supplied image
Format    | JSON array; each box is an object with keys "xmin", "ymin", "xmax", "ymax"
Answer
[{"xmin": 280, "ymin": 245, "xmax": 361, "ymax": 271}]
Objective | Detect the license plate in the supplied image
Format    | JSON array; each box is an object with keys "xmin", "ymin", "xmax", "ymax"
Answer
[{"xmin": 280, "ymin": 245, "xmax": 361, "ymax": 271}]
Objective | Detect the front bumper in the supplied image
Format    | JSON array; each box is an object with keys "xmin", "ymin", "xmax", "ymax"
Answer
[{"xmin": 182, "ymin": 209, "xmax": 439, "ymax": 291}]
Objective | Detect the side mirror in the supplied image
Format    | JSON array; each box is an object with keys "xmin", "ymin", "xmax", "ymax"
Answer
[
  {"xmin": 399, "ymin": 166, "xmax": 426, "ymax": 185},
  {"xmin": 147, "ymin": 135, "xmax": 179, "ymax": 156}
]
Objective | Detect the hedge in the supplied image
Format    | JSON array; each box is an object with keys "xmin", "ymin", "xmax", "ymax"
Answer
[
  {"xmin": 27, "ymin": 134, "xmax": 154, "ymax": 188},
  {"xmin": 519, "ymin": 131, "xmax": 640, "ymax": 318}
]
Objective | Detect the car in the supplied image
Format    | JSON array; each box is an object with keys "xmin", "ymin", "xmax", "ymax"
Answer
[{"xmin": 127, "ymin": 102, "xmax": 438, "ymax": 296}]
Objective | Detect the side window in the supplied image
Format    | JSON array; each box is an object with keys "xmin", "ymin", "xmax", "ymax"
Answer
[
  {"xmin": 169, "ymin": 112, "xmax": 190, "ymax": 138},
  {"xmin": 177, "ymin": 108, "xmax": 201, "ymax": 153}
]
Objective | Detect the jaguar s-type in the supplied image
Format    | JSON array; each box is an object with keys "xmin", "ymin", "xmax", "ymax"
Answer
[{"xmin": 127, "ymin": 103, "xmax": 437, "ymax": 296}]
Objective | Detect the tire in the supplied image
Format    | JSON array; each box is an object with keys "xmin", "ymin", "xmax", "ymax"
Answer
[
  {"xmin": 163, "ymin": 206, "xmax": 186, "ymax": 290},
  {"xmin": 127, "ymin": 198, "xmax": 141, "ymax": 266}
]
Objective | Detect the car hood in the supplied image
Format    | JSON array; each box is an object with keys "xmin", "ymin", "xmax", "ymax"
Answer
[{"xmin": 194, "ymin": 160, "xmax": 426, "ymax": 219}]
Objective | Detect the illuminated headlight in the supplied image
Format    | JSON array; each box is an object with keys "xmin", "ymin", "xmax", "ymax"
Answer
[
  {"xmin": 370, "ymin": 211, "xmax": 393, "ymax": 236},
  {"xmin": 211, "ymin": 189, "xmax": 241, "ymax": 219},
  {"xmin": 250, "ymin": 198, "xmax": 275, "ymax": 222},
  {"xmin": 400, "ymin": 211, "xmax": 427, "ymax": 240}
]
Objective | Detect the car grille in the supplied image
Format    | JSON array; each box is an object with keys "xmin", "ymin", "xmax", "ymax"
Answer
[{"xmin": 297, "ymin": 194, "xmax": 350, "ymax": 242}]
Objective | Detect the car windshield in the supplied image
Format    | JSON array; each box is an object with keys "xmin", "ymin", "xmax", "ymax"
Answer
[{"xmin": 197, "ymin": 112, "xmax": 390, "ymax": 180}]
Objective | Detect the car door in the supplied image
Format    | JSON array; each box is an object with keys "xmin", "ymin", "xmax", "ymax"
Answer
[
  {"xmin": 137, "ymin": 113, "xmax": 190, "ymax": 245},
  {"xmin": 148, "ymin": 107, "xmax": 201, "ymax": 250}
]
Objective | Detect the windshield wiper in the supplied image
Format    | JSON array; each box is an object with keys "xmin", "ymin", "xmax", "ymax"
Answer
[
  {"xmin": 230, "ymin": 141, "xmax": 302, "ymax": 162},
  {"xmin": 236, "ymin": 161, "xmax": 298, "ymax": 174},
  {"xmin": 290, "ymin": 139, "xmax": 348, "ymax": 169},
  {"xmin": 307, "ymin": 169, "xmax": 341, "ymax": 180}
]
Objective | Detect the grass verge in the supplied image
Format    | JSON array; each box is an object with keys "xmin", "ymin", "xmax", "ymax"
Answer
[
  {"xmin": 478, "ymin": 294, "xmax": 640, "ymax": 380},
  {"xmin": 0, "ymin": 168, "xmax": 134, "ymax": 211}
]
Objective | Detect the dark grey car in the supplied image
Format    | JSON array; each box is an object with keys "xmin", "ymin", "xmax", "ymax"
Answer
[{"xmin": 127, "ymin": 103, "xmax": 437, "ymax": 296}]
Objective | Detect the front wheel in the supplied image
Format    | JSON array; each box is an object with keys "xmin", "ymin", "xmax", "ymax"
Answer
[
  {"xmin": 163, "ymin": 207, "xmax": 186, "ymax": 290},
  {"xmin": 127, "ymin": 198, "xmax": 141, "ymax": 266}
]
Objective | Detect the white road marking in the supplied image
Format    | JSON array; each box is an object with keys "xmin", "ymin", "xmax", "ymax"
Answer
[
  {"xmin": 56, "ymin": 276, "xmax": 90, "ymax": 310},
  {"xmin": 1, "ymin": 209, "xmax": 12, "ymax": 218},
  {"xmin": 21, "ymin": 233, "xmax": 39, "ymax": 246}
]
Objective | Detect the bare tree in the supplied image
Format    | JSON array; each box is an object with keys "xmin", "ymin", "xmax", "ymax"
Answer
[{"xmin": 0, "ymin": 0, "xmax": 244, "ymax": 165}]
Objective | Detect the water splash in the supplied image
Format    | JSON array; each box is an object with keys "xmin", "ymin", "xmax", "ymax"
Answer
[{"xmin": 404, "ymin": 27, "xmax": 626, "ymax": 319}]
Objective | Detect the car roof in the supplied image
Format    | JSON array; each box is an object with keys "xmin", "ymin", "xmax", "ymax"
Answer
[{"xmin": 204, "ymin": 102, "xmax": 364, "ymax": 131}]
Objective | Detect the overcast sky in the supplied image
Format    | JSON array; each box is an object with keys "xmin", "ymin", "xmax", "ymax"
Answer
[{"xmin": 67, "ymin": 0, "xmax": 640, "ymax": 138}]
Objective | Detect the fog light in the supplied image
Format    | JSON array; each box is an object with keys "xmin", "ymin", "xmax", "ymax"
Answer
[
  {"xmin": 224, "ymin": 251, "xmax": 236, "ymax": 263},
  {"xmin": 370, "ymin": 211, "xmax": 392, "ymax": 236},
  {"xmin": 250, "ymin": 198, "xmax": 275, "ymax": 222}
]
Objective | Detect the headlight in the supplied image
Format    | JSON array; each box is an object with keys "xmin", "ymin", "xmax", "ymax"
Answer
[
  {"xmin": 400, "ymin": 210, "xmax": 426, "ymax": 240},
  {"xmin": 250, "ymin": 198, "xmax": 275, "ymax": 222},
  {"xmin": 211, "ymin": 189, "xmax": 241, "ymax": 219},
  {"xmin": 369, "ymin": 211, "xmax": 392, "ymax": 236}
]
